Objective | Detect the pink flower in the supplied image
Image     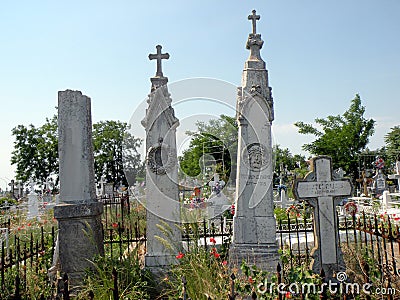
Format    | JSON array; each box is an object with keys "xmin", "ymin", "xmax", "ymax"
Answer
[
  {"xmin": 222, "ymin": 260, "xmax": 228, "ymax": 266},
  {"xmin": 112, "ymin": 223, "xmax": 118, "ymax": 228}
]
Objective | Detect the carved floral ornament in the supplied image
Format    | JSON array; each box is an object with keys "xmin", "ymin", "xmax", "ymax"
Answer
[{"xmin": 146, "ymin": 142, "xmax": 176, "ymax": 175}]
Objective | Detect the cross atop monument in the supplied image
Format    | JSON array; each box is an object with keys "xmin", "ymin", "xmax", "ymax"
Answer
[
  {"xmin": 148, "ymin": 45, "xmax": 169, "ymax": 77},
  {"xmin": 248, "ymin": 9, "xmax": 260, "ymax": 34}
]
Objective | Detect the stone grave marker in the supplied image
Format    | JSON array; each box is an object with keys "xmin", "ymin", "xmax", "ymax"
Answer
[
  {"xmin": 54, "ymin": 90, "xmax": 104, "ymax": 286},
  {"xmin": 142, "ymin": 45, "xmax": 181, "ymax": 270},
  {"xmin": 388, "ymin": 161, "xmax": 400, "ymax": 192},
  {"xmin": 293, "ymin": 156, "xmax": 352, "ymax": 280},
  {"xmin": 207, "ymin": 173, "xmax": 230, "ymax": 218},
  {"xmin": 27, "ymin": 178, "xmax": 39, "ymax": 220},
  {"xmin": 372, "ymin": 169, "xmax": 387, "ymax": 195},
  {"xmin": 230, "ymin": 10, "xmax": 279, "ymax": 270}
]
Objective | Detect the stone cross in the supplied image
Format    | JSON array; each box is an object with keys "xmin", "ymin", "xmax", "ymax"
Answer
[
  {"xmin": 28, "ymin": 178, "xmax": 37, "ymax": 194},
  {"xmin": 209, "ymin": 173, "xmax": 225, "ymax": 196},
  {"xmin": 388, "ymin": 161, "xmax": 400, "ymax": 191},
  {"xmin": 98, "ymin": 176, "xmax": 107, "ymax": 196},
  {"xmin": 248, "ymin": 9, "xmax": 260, "ymax": 34},
  {"xmin": 148, "ymin": 45, "xmax": 169, "ymax": 77},
  {"xmin": 356, "ymin": 170, "xmax": 370, "ymax": 196},
  {"xmin": 294, "ymin": 156, "xmax": 352, "ymax": 280}
]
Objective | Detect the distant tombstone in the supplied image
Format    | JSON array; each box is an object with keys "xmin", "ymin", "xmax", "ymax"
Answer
[
  {"xmin": 0, "ymin": 227, "xmax": 9, "ymax": 255},
  {"xmin": 97, "ymin": 176, "xmax": 107, "ymax": 196},
  {"xmin": 388, "ymin": 161, "xmax": 400, "ymax": 191},
  {"xmin": 294, "ymin": 156, "xmax": 352, "ymax": 280},
  {"xmin": 104, "ymin": 183, "xmax": 114, "ymax": 197},
  {"xmin": 356, "ymin": 171, "xmax": 371, "ymax": 197},
  {"xmin": 207, "ymin": 174, "xmax": 230, "ymax": 218},
  {"xmin": 372, "ymin": 169, "xmax": 387, "ymax": 195},
  {"xmin": 27, "ymin": 179, "xmax": 39, "ymax": 220},
  {"xmin": 382, "ymin": 190, "xmax": 392, "ymax": 209}
]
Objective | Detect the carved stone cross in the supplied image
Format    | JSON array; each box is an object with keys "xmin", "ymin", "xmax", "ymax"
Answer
[
  {"xmin": 294, "ymin": 156, "xmax": 352, "ymax": 280},
  {"xmin": 148, "ymin": 45, "xmax": 169, "ymax": 77},
  {"xmin": 356, "ymin": 170, "xmax": 370, "ymax": 196},
  {"xmin": 248, "ymin": 9, "xmax": 260, "ymax": 34}
]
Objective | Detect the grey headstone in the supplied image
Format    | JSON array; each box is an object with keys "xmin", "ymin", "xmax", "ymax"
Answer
[
  {"xmin": 229, "ymin": 10, "xmax": 279, "ymax": 271},
  {"xmin": 54, "ymin": 90, "xmax": 104, "ymax": 286},
  {"xmin": 294, "ymin": 156, "xmax": 352, "ymax": 280},
  {"xmin": 142, "ymin": 46, "xmax": 181, "ymax": 271}
]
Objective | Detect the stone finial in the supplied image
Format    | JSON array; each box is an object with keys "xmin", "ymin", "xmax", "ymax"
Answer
[
  {"xmin": 149, "ymin": 45, "xmax": 170, "ymax": 91},
  {"xmin": 248, "ymin": 10, "xmax": 260, "ymax": 35},
  {"xmin": 149, "ymin": 45, "xmax": 169, "ymax": 77}
]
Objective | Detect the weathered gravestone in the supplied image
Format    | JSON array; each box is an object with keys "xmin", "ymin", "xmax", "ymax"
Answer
[
  {"xmin": 372, "ymin": 169, "xmax": 387, "ymax": 195},
  {"xmin": 142, "ymin": 45, "xmax": 181, "ymax": 270},
  {"xmin": 54, "ymin": 90, "xmax": 104, "ymax": 286},
  {"xmin": 388, "ymin": 161, "xmax": 400, "ymax": 192},
  {"xmin": 293, "ymin": 156, "xmax": 352, "ymax": 280},
  {"xmin": 230, "ymin": 10, "xmax": 279, "ymax": 270},
  {"xmin": 27, "ymin": 179, "xmax": 39, "ymax": 220}
]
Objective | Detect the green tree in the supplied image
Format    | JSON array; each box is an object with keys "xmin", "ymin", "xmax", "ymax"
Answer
[
  {"xmin": 294, "ymin": 94, "xmax": 375, "ymax": 180},
  {"xmin": 92, "ymin": 120, "xmax": 144, "ymax": 187},
  {"xmin": 384, "ymin": 126, "xmax": 400, "ymax": 162},
  {"xmin": 11, "ymin": 115, "xmax": 143, "ymax": 188},
  {"xmin": 11, "ymin": 115, "xmax": 58, "ymax": 183},
  {"xmin": 179, "ymin": 115, "xmax": 238, "ymax": 182}
]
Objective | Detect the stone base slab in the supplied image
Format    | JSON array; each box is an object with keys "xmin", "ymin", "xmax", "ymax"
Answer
[
  {"xmin": 54, "ymin": 202, "xmax": 104, "ymax": 286},
  {"xmin": 229, "ymin": 243, "xmax": 280, "ymax": 273}
]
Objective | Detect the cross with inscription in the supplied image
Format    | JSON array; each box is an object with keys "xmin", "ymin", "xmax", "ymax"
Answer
[
  {"xmin": 248, "ymin": 9, "xmax": 260, "ymax": 34},
  {"xmin": 148, "ymin": 45, "xmax": 169, "ymax": 77},
  {"xmin": 294, "ymin": 156, "xmax": 352, "ymax": 280}
]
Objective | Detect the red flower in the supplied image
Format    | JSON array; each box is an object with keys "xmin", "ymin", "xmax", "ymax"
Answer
[
  {"xmin": 285, "ymin": 291, "xmax": 291, "ymax": 298},
  {"xmin": 176, "ymin": 252, "xmax": 185, "ymax": 259},
  {"xmin": 27, "ymin": 223, "xmax": 31, "ymax": 227},
  {"xmin": 112, "ymin": 223, "xmax": 118, "ymax": 228},
  {"xmin": 213, "ymin": 252, "xmax": 220, "ymax": 258},
  {"xmin": 210, "ymin": 237, "xmax": 216, "ymax": 244},
  {"xmin": 222, "ymin": 260, "xmax": 228, "ymax": 266},
  {"xmin": 248, "ymin": 276, "xmax": 254, "ymax": 284}
]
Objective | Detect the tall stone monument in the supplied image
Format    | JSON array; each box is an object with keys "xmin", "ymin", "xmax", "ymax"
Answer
[
  {"xmin": 142, "ymin": 45, "xmax": 181, "ymax": 270},
  {"xmin": 54, "ymin": 90, "xmax": 104, "ymax": 285},
  {"xmin": 293, "ymin": 156, "xmax": 352, "ymax": 280},
  {"xmin": 230, "ymin": 10, "xmax": 279, "ymax": 270}
]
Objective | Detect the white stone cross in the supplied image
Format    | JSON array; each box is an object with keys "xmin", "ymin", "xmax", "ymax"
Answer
[
  {"xmin": 28, "ymin": 178, "xmax": 38, "ymax": 194},
  {"xmin": 209, "ymin": 173, "xmax": 225, "ymax": 196},
  {"xmin": 248, "ymin": 10, "xmax": 260, "ymax": 34},
  {"xmin": 294, "ymin": 156, "xmax": 352, "ymax": 278},
  {"xmin": 389, "ymin": 161, "xmax": 400, "ymax": 191},
  {"xmin": 148, "ymin": 45, "xmax": 169, "ymax": 77}
]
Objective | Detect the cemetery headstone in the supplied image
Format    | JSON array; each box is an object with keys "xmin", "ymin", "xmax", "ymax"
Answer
[
  {"xmin": 372, "ymin": 169, "xmax": 387, "ymax": 195},
  {"xmin": 54, "ymin": 90, "xmax": 104, "ymax": 286},
  {"xmin": 230, "ymin": 10, "xmax": 279, "ymax": 270},
  {"xmin": 207, "ymin": 173, "xmax": 230, "ymax": 218},
  {"xmin": 27, "ymin": 178, "xmax": 39, "ymax": 220},
  {"xmin": 356, "ymin": 170, "xmax": 371, "ymax": 197},
  {"xmin": 293, "ymin": 156, "xmax": 352, "ymax": 280},
  {"xmin": 142, "ymin": 45, "xmax": 181, "ymax": 270},
  {"xmin": 388, "ymin": 161, "xmax": 400, "ymax": 192}
]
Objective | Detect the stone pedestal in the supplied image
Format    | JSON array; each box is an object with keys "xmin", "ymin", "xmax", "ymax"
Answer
[
  {"xmin": 54, "ymin": 90, "xmax": 104, "ymax": 286},
  {"xmin": 54, "ymin": 202, "xmax": 103, "ymax": 284}
]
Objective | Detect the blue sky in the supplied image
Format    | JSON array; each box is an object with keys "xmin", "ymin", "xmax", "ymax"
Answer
[{"xmin": 0, "ymin": 0, "xmax": 399, "ymax": 189}]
